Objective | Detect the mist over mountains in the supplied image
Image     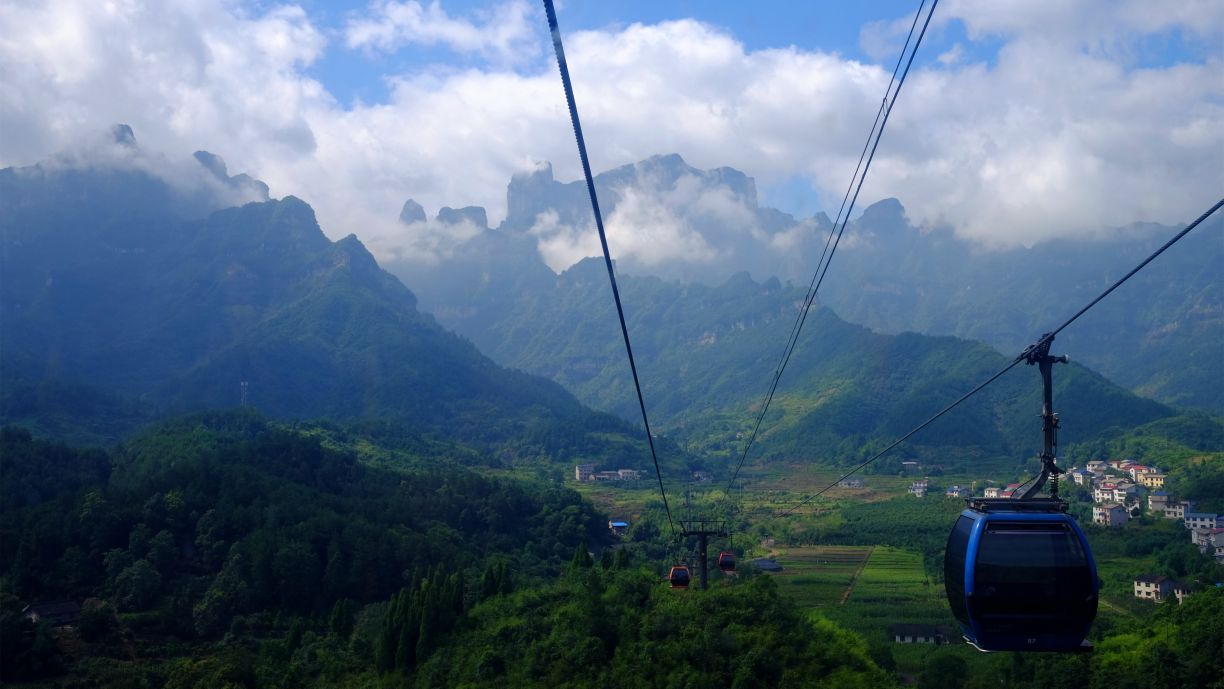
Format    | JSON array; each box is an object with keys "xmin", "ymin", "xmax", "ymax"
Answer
[
  {"xmin": 388, "ymin": 153, "xmax": 1223, "ymax": 412},
  {"xmin": 2, "ymin": 131, "xmax": 1218, "ymax": 475},
  {"xmin": 0, "ymin": 131, "xmax": 657, "ymax": 469}
]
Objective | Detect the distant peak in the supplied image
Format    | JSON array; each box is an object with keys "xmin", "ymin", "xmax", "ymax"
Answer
[
  {"xmin": 193, "ymin": 150, "xmax": 270, "ymax": 201},
  {"xmin": 399, "ymin": 198, "xmax": 426, "ymax": 225},
  {"xmin": 861, "ymin": 198, "xmax": 906, "ymax": 221},
  {"xmin": 857, "ymin": 198, "xmax": 909, "ymax": 235},
  {"xmin": 437, "ymin": 206, "xmax": 488, "ymax": 229},
  {"xmin": 194, "ymin": 150, "xmax": 229, "ymax": 181},
  {"xmin": 511, "ymin": 160, "xmax": 554, "ymax": 182},
  {"xmin": 646, "ymin": 152, "xmax": 687, "ymax": 168},
  {"xmin": 111, "ymin": 124, "xmax": 136, "ymax": 147}
]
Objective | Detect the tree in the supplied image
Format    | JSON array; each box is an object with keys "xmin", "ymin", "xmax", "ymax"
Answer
[
  {"xmin": 113, "ymin": 560, "xmax": 162, "ymax": 611},
  {"xmin": 919, "ymin": 652, "xmax": 968, "ymax": 689}
]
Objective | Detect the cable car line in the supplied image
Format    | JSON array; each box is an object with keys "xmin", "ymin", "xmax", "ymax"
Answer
[
  {"xmin": 543, "ymin": 0, "xmax": 676, "ymax": 537},
  {"xmin": 777, "ymin": 195, "xmax": 1224, "ymax": 517},
  {"xmin": 725, "ymin": 0, "xmax": 939, "ymax": 494}
]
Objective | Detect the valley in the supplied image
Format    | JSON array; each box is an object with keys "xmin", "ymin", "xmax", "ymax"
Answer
[{"xmin": 1, "ymin": 142, "xmax": 1220, "ymax": 688}]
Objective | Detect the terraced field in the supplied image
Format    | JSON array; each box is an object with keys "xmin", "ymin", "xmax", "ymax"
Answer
[
  {"xmin": 832, "ymin": 547, "xmax": 951, "ymax": 640},
  {"xmin": 765, "ymin": 545, "xmax": 874, "ymax": 607},
  {"xmin": 768, "ymin": 545, "xmax": 953, "ymax": 639}
]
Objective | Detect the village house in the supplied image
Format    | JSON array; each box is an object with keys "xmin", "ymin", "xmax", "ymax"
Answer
[
  {"xmin": 1094, "ymin": 483, "xmax": 1118, "ymax": 504},
  {"xmin": 1070, "ymin": 468, "xmax": 1093, "ymax": 486},
  {"xmin": 909, "ymin": 480, "xmax": 929, "ymax": 498},
  {"xmin": 983, "ymin": 486, "xmax": 1001, "ymax": 499},
  {"xmin": 576, "ymin": 465, "xmax": 643, "ymax": 482},
  {"xmin": 1148, "ymin": 491, "xmax": 1170, "ymax": 511},
  {"xmin": 1184, "ymin": 512, "xmax": 1219, "ymax": 530},
  {"xmin": 1172, "ymin": 582, "xmax": 1192, "ymax": 605},
  {"xmin": 1112, "ymin": 482, "xmax": 1140, "ymax": 504},
  {"xmin": 838, "ymin": 477, "xmax": 864, "ymax": 489},
  {"xmin": 1163, "ymin": 500, "xmax": 1194, "ymax": 521},
  {"xmin": 1127, "ymin": 465, "xmax": 1158, "ymax": 481},
  {"xmin": 1086, "ymin": 460, "xmax": 1107, "ymax": 474},
  {"xmin": 1133, "ymin": 574, "xmax": 1174, "ymax": 602},
  {"xmin": 901, "ymin": 461, "xmax": 922, "ymax": 474},
  {"xmin": 608, "ymin": 520, "xmax": 629, "ymax": 536},
  {"xmin": 1191, "ymin": 527, "xmax": 1224, "ymax": 553},
  {"xmin": 1140, "ymin": 473, "xmax": 1166, "ymax": 489},
  {"xmin": 889, "ymin": 623, "xmax": 947, "ymax": 644},
  {"xmin": 1093, "ymin": 504, "xmax": 1128, "ymax": 528},
  {"xmin": 946, "ymin": 485, "xmax": 970, "ymax": 499}
]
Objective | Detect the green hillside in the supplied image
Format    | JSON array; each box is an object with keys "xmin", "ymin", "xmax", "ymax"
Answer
[
  {"xmin": 0, "ymin": 161, "xmax": 663, "ymax": 472},
  {"xmin": 405, "ymin": 256, "xmax": 1200, "ymax": 474}
]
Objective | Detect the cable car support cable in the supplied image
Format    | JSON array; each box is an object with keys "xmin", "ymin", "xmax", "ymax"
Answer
[
  {"xmin": 726, "ymin": 0, "xmax": 939, "ymax": 494},
  {"xmin": 777, "ymin": 195, "xmax": 1224, "ymax": 517},
  {"xmin": 543, "ymin": 0, "xmax": 676, "ymax": 537}
]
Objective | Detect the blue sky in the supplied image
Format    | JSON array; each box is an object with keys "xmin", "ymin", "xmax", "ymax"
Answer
[{"xmin": 1, "ymin": 0, "xmax": 1220, "ymax": 269}]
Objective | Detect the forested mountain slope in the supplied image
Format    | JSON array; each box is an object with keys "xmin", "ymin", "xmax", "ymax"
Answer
[
  {"xmin": 0, "ymin": 414, "xmax": 611, "ymax": 684},
  {"xmin": 395, "ymin": 154, "xmax": 1222, "ymax": 412},
  {"xmin": 403, "ymin": 253, "xmax": 1200, "ymax": 473},
  {"xmin": 0, "ymin": 144, "xmax": 650, "ymax": 465}
]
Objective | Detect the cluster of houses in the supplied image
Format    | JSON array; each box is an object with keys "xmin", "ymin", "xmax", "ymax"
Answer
[
  {"xmin": 1071, "ymin": 459, "xmax": 1224, "ymax": 564},
  {"xmin": 574, "ymin": 464, "xmax": 642, "ymax": 482}
]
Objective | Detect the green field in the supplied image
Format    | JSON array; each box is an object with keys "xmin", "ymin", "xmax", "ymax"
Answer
[
  {"xmin": 767, "ymin": 544, "xmax": 978, "ymax": 676},
  {"xmin": 767, "ymin": 545, "xmax": 874, "ymax": 607}
]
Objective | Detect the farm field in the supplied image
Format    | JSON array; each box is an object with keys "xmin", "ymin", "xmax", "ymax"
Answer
[
  {"xmin": 766, "ymin": 545, "xmax": 874, "ymax": 608},
  {"xmin": 764, "ymin": 544, "xmax": 951, "ymax": 632},
  {"xmin": 826, "ymin": 547, "xmax": 951, "ymax": 642}
]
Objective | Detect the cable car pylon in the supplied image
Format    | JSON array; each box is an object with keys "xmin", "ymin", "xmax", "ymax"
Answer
[{"xmin": 680, "ymin": 519, "xmax": 729, "ymax": 590}]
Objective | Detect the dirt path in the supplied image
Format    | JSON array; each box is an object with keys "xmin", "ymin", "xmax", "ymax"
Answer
[{"xmin": 839, "ymin": 545, "xmax": 875, "ymax": 605}]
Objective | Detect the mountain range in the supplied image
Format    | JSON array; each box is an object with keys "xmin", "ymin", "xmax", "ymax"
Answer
[
  {"xmin": 390, "ymin": 153, "xmax": 1223, "ymax": 413},
  {"xmin": 0, "ymin": 130, "xmax": 656, "ymax": 472},
  {"xmin": 2, "ymin": 136, "xmax": 1218, "ymax": 478}
]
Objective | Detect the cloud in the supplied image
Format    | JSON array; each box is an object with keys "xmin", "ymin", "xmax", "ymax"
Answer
[
  {"xmin": 344, "ymin": 0, "xmax": 539, "ymax": 65},
  {"xmin": 0, "ymin": 0, "xmax": 1220, "ymax": 275}
]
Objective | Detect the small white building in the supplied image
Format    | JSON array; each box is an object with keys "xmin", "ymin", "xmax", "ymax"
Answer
[
  {"xmin": 983, "ymin": 487, "xmax": 1001, "ymax": 499},
  {"xmin": 1191, "ymin": 527, "xmax": 1224, "ymax": 553},
  {"xmin": 1094, "ymin": 483, "xmax": 1118, "ymax": 504},
  {"xmin": 1134, "ymin": 574, "xmax": 1174, "ymax": 602},
  {"xmin": 1070, "ymin": 469, "xmax": 1093, "ymax": 486},
  {"xmin": 1184, "ymin": 513, "xmax": 1219, "ymax": 530},
  {"xmin": 1086, "ymin": 460, "xmax": 1108, "ymax": 474},
  {"xmin": 575, "ymin": 463, "xmax": 596, "ymax": 481}
]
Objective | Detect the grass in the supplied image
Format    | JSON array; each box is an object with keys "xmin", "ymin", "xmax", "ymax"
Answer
[{"xmin": 766, "ymin": 545, "xmax": 873, "ymax": 608}]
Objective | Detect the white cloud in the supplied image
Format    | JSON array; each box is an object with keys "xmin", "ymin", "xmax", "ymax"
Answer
[
  {"xmin": 345, "ymin": 0, "xmax": 539, "ymax": 65},
  {"xmin": 369, "ymin": 213, "xmax": 485, "ymax": 264},
  {"xmin": 0, "ymin": 0, "xmax": 1220, "ymax": 275}
]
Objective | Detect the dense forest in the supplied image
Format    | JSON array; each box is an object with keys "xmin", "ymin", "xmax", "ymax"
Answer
[
  {"xmin": 0, "ymin": 414, "xmax": 605, "ymax": 683},
  {"xmin": 4, "ymin": 416, "xmax": 1220, "ymax": 687}
]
